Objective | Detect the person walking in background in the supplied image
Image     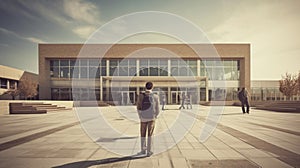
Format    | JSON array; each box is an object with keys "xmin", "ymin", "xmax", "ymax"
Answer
[
  {"xmin": 161, "ymin": 94, "xmax": 166, "ymax": 110},
  {"xmin": 136, "ymin": 82, "xmax": 160, "ymax": 157},
  {"xmin": 238, "ymin": 87, "xmax": 250, "ymax": 114},
  {"xmin": 186, "ymin": 94, "xmax": 192, "ymax": 109},
  {"xmin": 179, "ymin": 92, "xmax": 186, "ymax": 109}
]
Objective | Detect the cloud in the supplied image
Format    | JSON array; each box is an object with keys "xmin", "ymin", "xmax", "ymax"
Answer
[
  {"xmin": 63, "ymin": 0, "xmax": 102, "ymax": 39},
  {"xmin": 0, "ymin": 27, "xmax": 46, "ymax": 44},
  {"xmin": 206, "ymin": 1, "xmax": 300, "ymax": 79},
  {"xmin": 0, "ymin": 0, "xmax": 102, "ymax": 39},
  {"xmin": 72, "ymin": 26, "xmax": 97, "ymax": 39},
  {"xmin": 63, "ymin": 0, "xmax": 100, "ymax": 25}
]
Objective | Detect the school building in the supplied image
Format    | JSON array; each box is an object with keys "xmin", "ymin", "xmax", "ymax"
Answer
[
  {"xmin": 38, "ymin": 44, "xmax": 250, "ymax": 105},
  {"xmin": 0, "ymin": 65, "xmax": 38, "ymax": 100}
]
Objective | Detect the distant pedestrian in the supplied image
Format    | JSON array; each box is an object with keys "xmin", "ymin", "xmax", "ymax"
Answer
[
  {"xmin": 238, "ymin": 87, "xmax": 250, "ymax": 114},
  {"xmin": 136, "ymin": 82, "xmax": 160, "ymax": 157},
  {"xmin": 161, "ymin": 95, "xmax": 166, "ymax": 110},
  {"xmin": 179, "ymin": 92, "xmax": 186, "ymax": 109},
  {"xmin": 186, "ymin": 94, "xmax": 192, "ymax": 109}
]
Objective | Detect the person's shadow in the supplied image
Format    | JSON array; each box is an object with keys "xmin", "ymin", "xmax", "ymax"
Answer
[{"xmin": 52, "ymin": 153, "xmax": 147, "ymax": 168}]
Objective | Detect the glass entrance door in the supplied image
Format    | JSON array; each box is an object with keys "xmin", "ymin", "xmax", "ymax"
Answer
[
  {"xmin": 171, "ymin": 91, "xmax": 187, "ymax": 104},
  {"xmin": 121, "ymin": 91, "xmax": 135, "ymax": 105}
]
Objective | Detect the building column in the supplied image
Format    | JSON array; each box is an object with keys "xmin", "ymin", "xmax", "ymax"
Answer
[
  {"xmin": 197, "ymin": 83, "xmax": 200, "ymax": 104},
  {"xmin": 205, "ymin": 77, "xmax": 209, "ymax": 102},
  {"xmin": 136, "ymin": 59, "xmax": 140, "ymax": 76},
  {"xmin": 168, "ymin": 87, "xmax": 171, "ymax": 104},
  {"xmin": 168, "ymin": 59, "xmax": 171, "ymax": 76},
  {"xmin": 106, "ymin": 80, "xmax": 110, "ymax": 101},
  {"xmin": 7, "ymin": 80, "xmax": 10, "ymax": 89},
  {"xmin": 100, "ymin": 76, "xmax": 103, "ymax": 101},
  {"xmin": 197, "ymin": 59, "xmax": 201, "ymax": 76}
]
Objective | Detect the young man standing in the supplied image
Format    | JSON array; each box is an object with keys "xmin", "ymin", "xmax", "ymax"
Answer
[
  {"xmin": 238, "ymin": 87, "xmax": 250, "ymax": 114},
  {"xmin": 136, "ymin": 82, "xmax": 160, "ymax": 157}
]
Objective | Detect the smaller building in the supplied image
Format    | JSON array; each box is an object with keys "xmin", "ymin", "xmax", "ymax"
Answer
[
  {"xmin": 0, "ymin": 65, "xmax": 38, "ymax": 100},
  {"xmin": 251, "ymin": 80, "xmax": 300, "ymax": 101}
]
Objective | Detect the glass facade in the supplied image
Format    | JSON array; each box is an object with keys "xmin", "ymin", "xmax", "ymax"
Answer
[
  {"xmin": 109, "ymin": 59, "xmax": 136, "ymax": 76},
  {"xmin": 171, "ymin": 59, "xmax": 197, "ymax": 76},
  {"xmin": 49, "ymin": 58, "xmax": 243, "ymax": 101},
  {"xmin": 251, "ymin": 87, "xmax": 286, "ymax": 101},
  {"xmin": 201, "ymin": 60, "xmax": 240, "ymax": 80},
  {"xmin": 139, "ymin": 59, "xmax": 168, "ymax": 76},
  {"xmin": 50, "ymin": 59, "xmax": 240, "ymax": 79},
  {"xmin": 50, "ymin": 59, "xmax": 106, "ymax": 79}
]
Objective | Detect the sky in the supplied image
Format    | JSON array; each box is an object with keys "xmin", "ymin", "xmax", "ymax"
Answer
[{"xmin": 0, "ymin": 0, "xmax": 299, "ymax": 80}]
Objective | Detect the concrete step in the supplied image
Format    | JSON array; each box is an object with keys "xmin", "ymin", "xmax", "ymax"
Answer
[
  {"xmin": 10, "ymin": 110, "xmax": 47, "ymax": 114},
  {"xmin": 9, "ymin": 102, "xmax": 70, "ymax": 114}
]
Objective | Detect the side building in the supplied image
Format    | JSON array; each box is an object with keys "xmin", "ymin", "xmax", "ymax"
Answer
[
  {"xmin": 251, "ymin": 80, "xmax": 300, "ymax": 101},
  {"xmin": 0, "ymin": 65, "xmax": 38, "ymax": 100},
  {"xmin": 38, "ymin": 44, "xmax": 251, "ymax": 104}
]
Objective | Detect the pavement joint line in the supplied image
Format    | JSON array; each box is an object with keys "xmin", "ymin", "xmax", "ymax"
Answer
[
  {"xmin": 248, "ymin": 122, "xmax": 300, "ymax": 136},
  {"xmin": 161, "ymin": 115, "xmax": 178, "ymax": 168},
  {"xmin": 182, "ymin": 110, "xmax": 300, "ymax": 168},
  {"xmin": 0, "ymin": 121, "xmax": 80, "ymax": 152}
]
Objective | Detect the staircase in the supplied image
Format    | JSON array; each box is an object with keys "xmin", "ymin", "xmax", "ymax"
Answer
[{"xmin": 9, "ymin": 102, "xmax": 70, "ymax": 114}]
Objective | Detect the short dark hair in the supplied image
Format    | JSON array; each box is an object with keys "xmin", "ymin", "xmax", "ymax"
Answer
[{"xmin": 145, "ymin": 82, "xmax": 153, "ymax": 90}]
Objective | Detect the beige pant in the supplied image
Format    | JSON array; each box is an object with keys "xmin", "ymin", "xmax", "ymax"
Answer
[{"xmin": 140, "ymin": 120, "xmax": 155, "ymax": 152}]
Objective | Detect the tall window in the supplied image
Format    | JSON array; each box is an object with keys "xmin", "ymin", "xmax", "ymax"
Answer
[
  {"xmin": 200, "ymin": 60, "xmax": 240, "ymax": 80},
  {"xmin": 171, "ymin": 59, "xmax": 196, "ymax": 76},
  {"xmin": 60, "ymin": 60, "xmax": 70, "ymax": 78},
  {"xmin": 50, "ymin": 59, "xmax": 106, "ymax": 79},
  {"xmin": 139, "ymin": 59, "xmax": 168, "ymax": 76},
  {"xmin": 0, "ymin": 78, "xmax": 7, "ymax": 89},
  {"xmin": 109, "ymin": 59, "xmax": 136, "ymax": 76},
  {"xmin": 50, "ymin": 60, "xmax": 59, "ymax": 78}
]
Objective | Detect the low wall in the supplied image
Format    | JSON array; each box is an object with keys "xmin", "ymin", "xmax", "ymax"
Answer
[{"xmin": 0, "ymin": 100, "xmax": 74, "ymax": 115}]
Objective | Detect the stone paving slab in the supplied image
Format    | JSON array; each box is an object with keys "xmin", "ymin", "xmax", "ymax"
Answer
[{"xmin": 0, "ymin": 105, "xmax": 299, "ymax": 168}]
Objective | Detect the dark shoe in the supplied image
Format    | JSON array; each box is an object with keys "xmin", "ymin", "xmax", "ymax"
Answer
[
  {"xmin": 137, "ymin": 150, "xmax": 146, "ymax": 155},
  {"xmin": 147, "ymin": 151, "xmax": 153, "ymax": 157}
]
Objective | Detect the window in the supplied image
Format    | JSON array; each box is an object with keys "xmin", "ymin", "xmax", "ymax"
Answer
[
  {"xmin": 139, "ymin": 59, "xmax": 168, "ymax": 76},
  {"xmin": 109, "ymin": 59, "xmax": 136, "ymax": 76},
  {"xmin": 10, "ymin": 80, "xmax": 17, "ymax": 89},
  {"xmin": 50, "ymin": 60, "xmax": 59, "ymax": 78},
  {"xmin": 200, "ymin": 60, "xmax": 239, "ymax": 80},
  {"xmin": 171, "ymin": 59, "xmax": 196, "ymax": 76},
  {"xmin": 0, "ymin": 78, "xmax": 7, "ymax": 89},
  {"xmin": 50, "ymin": 59, "xmax": 107, "ymax": 79}
]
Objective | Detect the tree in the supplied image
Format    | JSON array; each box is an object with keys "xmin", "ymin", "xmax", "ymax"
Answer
[
  {"xmin": 297, "ymin": 71, "xmax": 300, "ymax": 94},
  {"xmin": 279, "ymin": 73, "xmax": 297, "ymax": 100},
  {"xmin": 18, "ymin": 77, "xmax": 38, "ymax": 100},
  {"xmin": 4, "ymin": 89, "xmax": 20, "ymax": 100}
]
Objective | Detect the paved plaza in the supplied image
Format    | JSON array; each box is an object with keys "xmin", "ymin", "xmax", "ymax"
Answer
[{"xmin": 0, "ymin": 105, "xmax": 299, "ymax": 168}]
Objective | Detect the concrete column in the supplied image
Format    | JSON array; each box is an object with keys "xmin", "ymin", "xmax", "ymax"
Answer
[
  {"xmin": 168, "ymin": 59, "xmax": 171, "ymax": 76},
  {"xmin": 7, "ymin": 80, "xmax": 10, "ymax": 89},
  {"xmin": 197, "ymin": 82, "xmax": 200, "ymax": 103},
  {"xmin": 136, "ymin": 59, "xmax": 140, "ymax": 76},
  {"xmin": 168, "ymin": 87, "xmax": 171, "ymax": 104},
  {"xmin": 197, "ymin": 59, "xmax": 201, "ymax": 76},
  {"xmin": 100, "ymin": 76, "xmax": 103, "ymax": 101},
  {"xmin": 205, "ymin": 77, "xmax": 209, "ymax": 102},
  {"xmin": 106, "ymin": 79, "xmax": 109, "ymax": 101},
  {"xmin": 106, "ymin": 60, "xmax": 109, "ymax": 76}
]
